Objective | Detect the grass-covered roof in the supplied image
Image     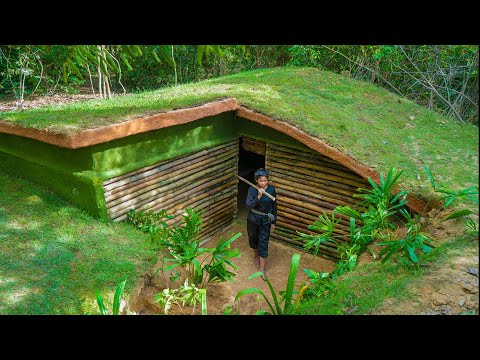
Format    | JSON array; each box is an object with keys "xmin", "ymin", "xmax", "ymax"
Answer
[{"xmin": 0, "ymin": 67, "xmax": 478, "ymax": 208}]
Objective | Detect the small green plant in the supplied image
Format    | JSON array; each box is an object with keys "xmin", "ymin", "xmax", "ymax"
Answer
[
  {"xmin": 153, "ymin": 279, "xmax": 207, "ymax": 315},
  {"xmin": 157, "ymin": 209, "xmax": 241, "ymax": 288},
  {"xmin": 295, "ymin": 211, "xmax": 339, "ymax": 256},
  {"xmin": 128, "ymin": 208, "xmax": 241, "ymax": 287},
  {"xmin": 127, "ymin": 209, "xmax": 173, "ymax": 249},
  {"xmin": 464, "ymin": 218, "xmax": 479, "ymax": 235},
  {"xmin": 95, "ymin": 279, "xmax": 127, "ymax": 315},
  {"xmin": 353, "ymin": 167, "xmax": 408, "ymax": 231},
  {"xmin": 296, "ymin": 269, "xmax": 335, "ymax": 302},
  {"xmin": 376, "ymin": 209, "xmax": 434, "ymax": 266},
  {"xmin": 425, "ymin": 166, "xmax": 478, "ymax": 208},
  {"xmin": 234, "ymin": 254, "xmax": 301, "ymax": 315}
]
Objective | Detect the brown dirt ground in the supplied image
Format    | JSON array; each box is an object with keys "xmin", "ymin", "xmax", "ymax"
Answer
[
  {"xmin": 0, "ymin": 92, "xmax": 96, "ymax": 112},
  {"xmin": 373, "ymin": 208, "xmax": 479, "ymax": 315},
  {"xmin": 128, "ymin": 222, "xmax": 336, "ymax": 315}
]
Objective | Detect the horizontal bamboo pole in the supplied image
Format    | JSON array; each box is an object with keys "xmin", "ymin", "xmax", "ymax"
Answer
[
  {"xmin": 107, "ymin": 160, "xmax": 236, "ymax": 207},
  {"xmin": 200, "ymin": 217, "xmax": 235, "ymax": 242},
  {"xmin": 202, "ymin": 209, "xmax": 236, "ymax": 229},
  {"xmin": 276, "ymin": 194, "xmax": 351, "ymax": 222},
  {"xmin": 271, "ymin": 228, "xmax": 340, "ymax": 256},
  {"xmin": 154, "ymin": 182, "xmax": 237, "ymax": 222},
  {"xmin": 266, "ymin": 159, "xmax": 366, "ymax": 189},
  {"xmin": 267, "ymin": 143, "xmax": 357, "ymax": 174},
  {"xmin": 270, "ymin": 172, "xmax": 358, "ymax": 204},
  {"xmin": 268, "ymin": 142, "xmax": 345, "ymax": 168},
  {"xmin": 167, "ymin": 178, "xmax": 237, "ymax": 214},
  {"xmin": 276, "ymin": 217, "xmax": 348, "ymax": 242},
  {"xmin": 103, "ymin": 139, "xmax": 238, "ymax": 188},
  {"xmin": 276, "ymin": 188, "xmax": 338, "ymax": 211},
  {"xmin": 277, "ymin": 206, "xmax": 351, "ymax": 232},
  {"xmin": 107, "ymin": 170, "xmax": 235, "ymax": 214},
  {"xmin": 105, "ymin": 145, "xmax": 238, "ymax": 196},
  {"xmin": 196, "ymin": 200, "xmax": 236, "ymax": 225},
  {"xmin": 103, "ymin": 140, "xmax": 238, "ymax": 186},
  {"xmin": 275, "ymin": 221, "xmax": 347, "ymax": 249},
  {"xmin": 270, "ymin": 232, "xmax": 339, "ymax": 261},
  {"xmin": 271, "ymin": 177, "xmax": 353, "ymax": 208},
  {"xmin": 267, "ymin": 151, "xmax": 367, "ymax": 183},
  {"xmin": 277, "ymin": 202, "xmax": 352, "ymax": 228},
  {"xmin": 243, "ymin": 139, "xmax": 266, "ymax": 155},
  {"xmin": 165, "ymin": 194, "xmax": 236, "ymax": 227},
  {"xmin": 113, "ymin": 181, "xmax": 237, "ymax": 222},
  {"xmin": 266, "ymin": 163, "xmax": 358, "ymax": 194},
  {"xmin": 200, "ymin": 212, "xmax": 235, "ymax": 234},
  {"xmin": 277, "ymin": 210, "xmax": 350, "ymax": 235},
  {"xmin": 109, "ymin": 161, "xmax": 237, "ymax": 218}
]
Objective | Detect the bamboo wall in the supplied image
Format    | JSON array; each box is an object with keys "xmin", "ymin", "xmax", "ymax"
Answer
[
  {"xmin": 103, "ymin": 139, "xmax": 239, "ymax": 240},
  {"xmin": 265, "ymin": 142, "xmax": 369, "ymax": 261},
  {"xmin": 242, "ymin": 137, "xmax": 266, "ymax": 156}
]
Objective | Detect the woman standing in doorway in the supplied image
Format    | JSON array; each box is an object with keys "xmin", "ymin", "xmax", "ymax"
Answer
[{"xmin": 246, "ymin": 168, "xmax": 277, "ymax": 280}]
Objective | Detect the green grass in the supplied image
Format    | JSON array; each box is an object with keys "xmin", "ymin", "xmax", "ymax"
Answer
[
  {"xmin": 0, "ymin": 171, "xmax": 157, "ymax": 314},
  {"xmin": 1, "ymin": 67, "xmax": 477, "ymax": 207},
  {"xmin": 289, "ymin": 233, "xmax": 478, "ymax": 315}
]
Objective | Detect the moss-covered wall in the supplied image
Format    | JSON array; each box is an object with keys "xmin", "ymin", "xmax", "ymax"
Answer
[
  {"xmin": 91, "ymin": 112, "xmax": 237, "ymax": 179},
  {"xmin": 0, "ymin": 112, "xmax": 238, "ymax": 220},
  {"xmin": 0, "ymin": 133, "xmax": 100, "ymax": 215}
]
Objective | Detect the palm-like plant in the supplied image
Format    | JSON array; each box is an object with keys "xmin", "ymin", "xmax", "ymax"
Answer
[{"xmin": 296, "ymin": 212, "xmax": 340, "ymax": 256}]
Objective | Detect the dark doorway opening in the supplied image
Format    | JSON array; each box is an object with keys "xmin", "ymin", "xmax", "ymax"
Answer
[{"xmin": 237, "ymin": 137, "xmax": 265, "ymax": 219}]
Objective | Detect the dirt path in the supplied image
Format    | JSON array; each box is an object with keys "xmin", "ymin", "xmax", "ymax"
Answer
[{"xmin": 129, "ymin": 222, "xmax": 335, "ymax": 315}]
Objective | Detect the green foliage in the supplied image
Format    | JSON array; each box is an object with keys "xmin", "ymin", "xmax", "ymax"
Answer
[
  {"xmin": 234, "ymin": 254, "xmax": 301, "ymax": 315},
  {"xmin": 94, "ymin": 279, "xmax": 127, "ymax": 315},
  {"xmin": 0, "ymin": 171, "xmax": 156, "ymax": 315},
  {"xmin": 295, "ymin": 211, "xmax": 339, "ymax": 256},
  {"xmin": 441, "ymin": 209, "xmax": 475, "ymax": 222},
  {"xmin": 287, "ymin": 45, "xmax": 479, "ymax": 124},
  {"xmin": 127, "ymin": 209, "xmax": 173, "ymax": 249},
  {"xmin": 354, "ymin": 167, "xmax": 408, "ymax": 230},
  {"xmin": 376, "ymin": 210, "xmax": 434, "ymax": 266},
  {"xmin": 129, "ymin": 208, "xmax": 242, "ymax": 288},
  {"xmin": 290, "ymin": 232, "xmax": 478, "ymax": 315},
  {"xmin": 153, "ymin": 279, "xmax": 207, "ymax": 315},
  {"xmin": 425, "ymin": 166, "xmax": 479, "ymax": 208},
  {"xmin": 296, "ymin": 269, "xmax": 335, "ymax": 302}
]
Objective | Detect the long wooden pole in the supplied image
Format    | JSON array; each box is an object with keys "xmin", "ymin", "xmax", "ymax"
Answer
[{"xmin": 234, "ymin": 174, "xmax": 276, "ymax": 202}]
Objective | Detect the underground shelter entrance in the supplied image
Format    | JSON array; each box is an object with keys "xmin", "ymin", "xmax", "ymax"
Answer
[{"xmin": 236, "ymin": 137, "xmax": 266, "ymax": 219}]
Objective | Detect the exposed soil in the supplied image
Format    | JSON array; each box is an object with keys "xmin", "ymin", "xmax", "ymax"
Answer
[
  {"xmin": 0, "ymin": 92, "xmax": 97, "ymax": 112},
  {"xmin": 374, "ymin": 248, "xmax": 478, "ymax": 315},
  {"xmin": 128, "ymin": 223, "xmax": 336, "ymax": 315},
  {"xmin": 373, "ymin": 207, "xmax": 479, "ymax": 315}
]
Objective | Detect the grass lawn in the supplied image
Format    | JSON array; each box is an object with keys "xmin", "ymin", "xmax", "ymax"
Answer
[
  {"xmin": 0, "ymin": 171, "xmax": 157, "ymax": 315},
  {"xmin": 1, "ymin": 67, "xmax": 477, "ymax": 207}
]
